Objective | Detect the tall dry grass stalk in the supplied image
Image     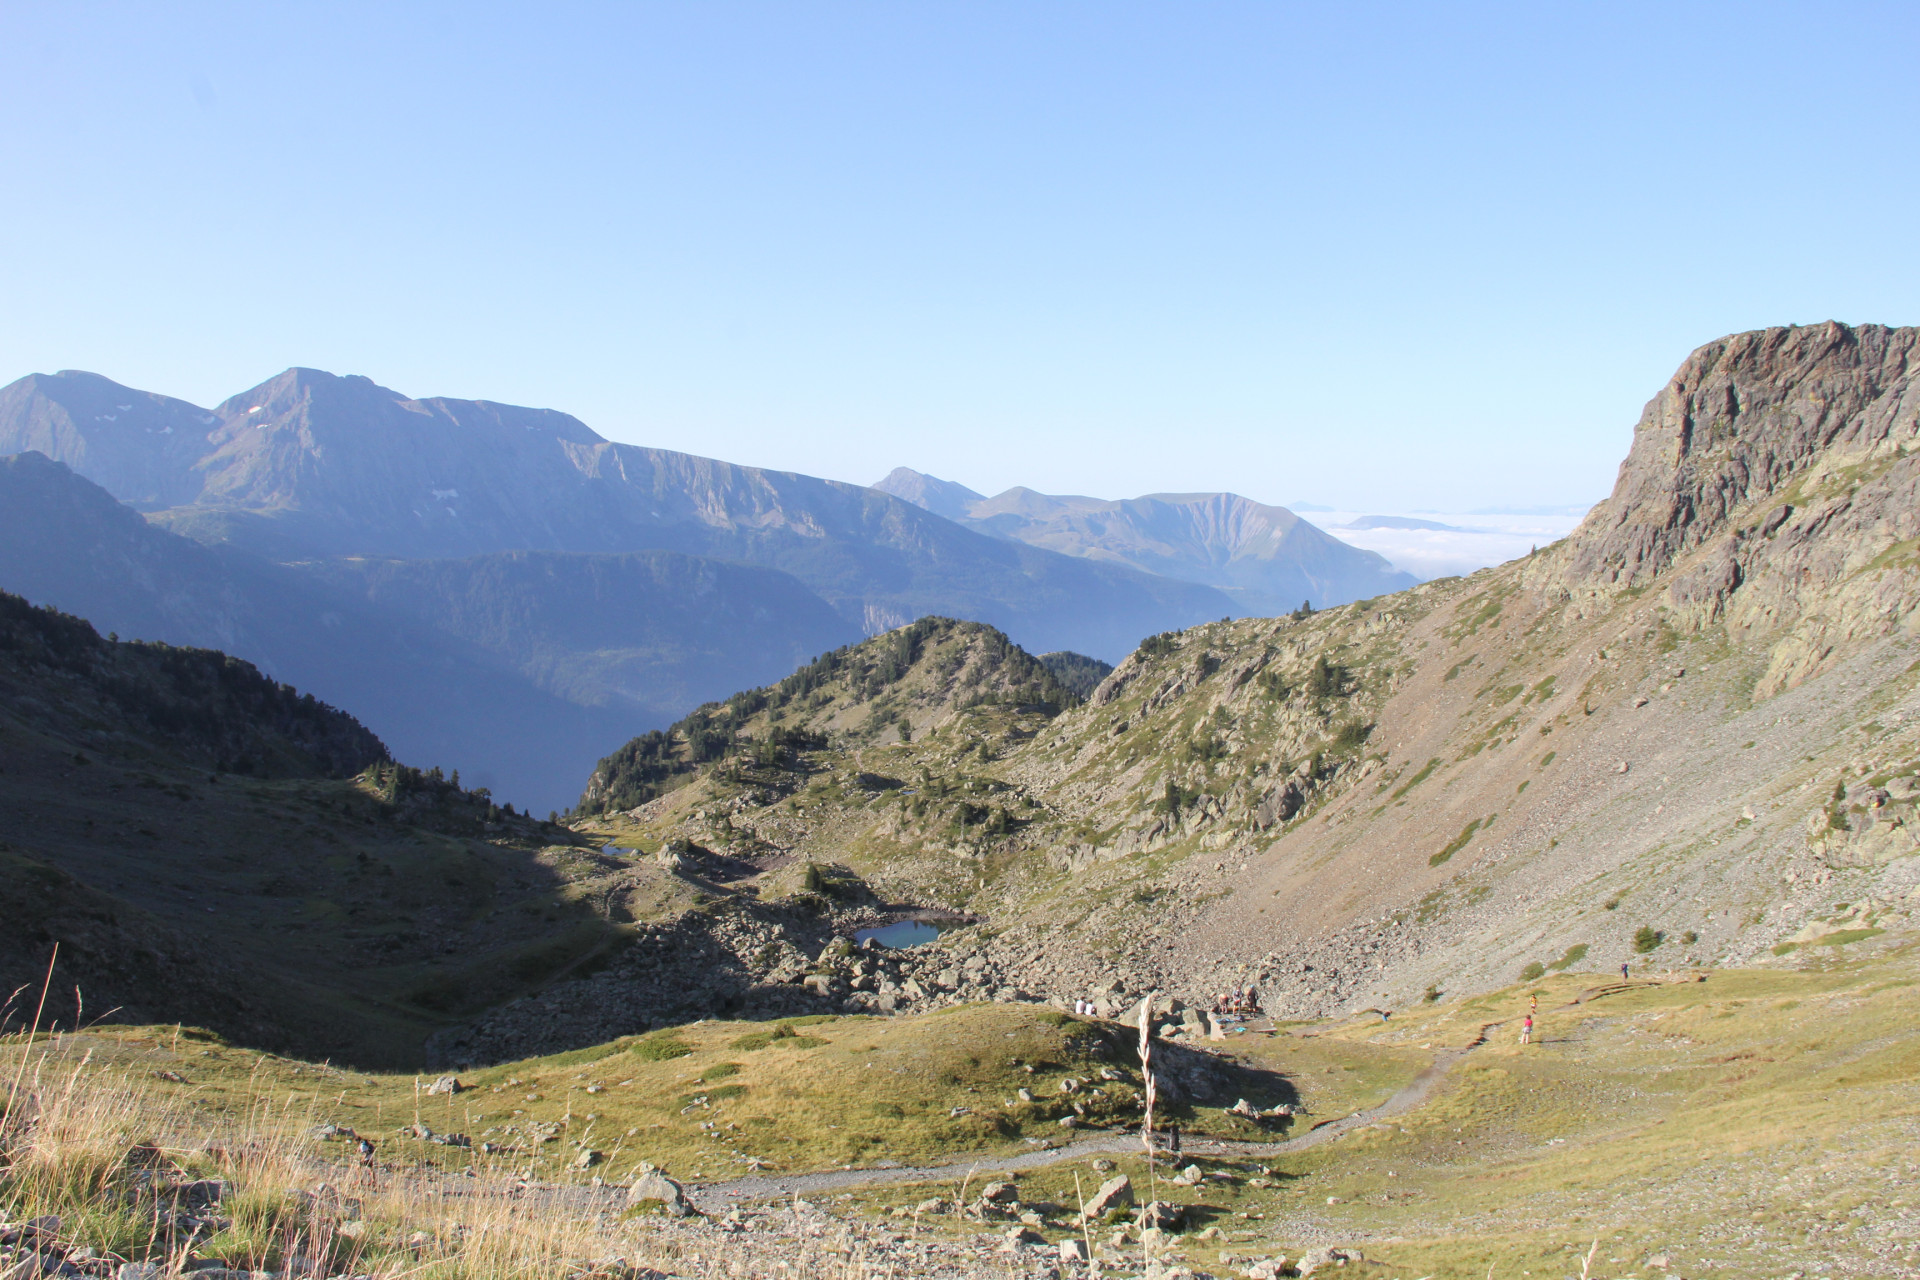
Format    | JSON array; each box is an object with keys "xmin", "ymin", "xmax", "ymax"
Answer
[{"xmin": 0, "ymin": 1028, "xmax": 939, "ymax": 1280}]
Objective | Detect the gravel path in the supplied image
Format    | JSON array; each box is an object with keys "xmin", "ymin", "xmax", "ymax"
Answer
[{"xmin": 686, "ymin": 1033, "xmax": 1487, "ymax": 1211}]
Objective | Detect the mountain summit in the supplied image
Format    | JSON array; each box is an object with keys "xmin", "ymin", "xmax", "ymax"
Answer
[{"xmin": 871, "ymin": 470, "xmax": 1416, "ymax": 613}]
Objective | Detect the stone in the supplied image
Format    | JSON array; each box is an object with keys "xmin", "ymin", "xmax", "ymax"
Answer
[
  {"xmin": 1091, "ymin": 1157, "xmax": 1116, "ymax": 1172},
  {"xmin": 626, "ymin": 1170, "xmax": 691, "ymax": 1217},
  {"xmin": 1297, "ymin": 1246, "xmax": 1362, "ymax": 1276},
  {"xmin": 1244, "ymin": 1259, "xmax": 1291, "ymax": 1280},
  {"xmin": 572, "ymin": 1149, "xmax": 603, "ymax": 1169},
  {"xmin": 424, "ymin": 1075, "xmax": 464, "ymax": 1095},
  {"xmin": 913, "ymin": 1198, "xmax": 946, "ymax": 1215},
  {"xmin": 338, "ymin": 1220, "xmax": 368, "ymax": 1240},
  {"xmin": 1083, "ymin": 1173, "xmax": 1133, "ymax": 1217},
  {"xmin": 1016, "ymin": 1087, "xmax": 1034, "ymax": 1103},
  {"xmin": 1172, "ymin": 1163, "xmax": 1204, "ymax": 1186},
  {"xmin": 1137, "ymin": 1199, "xmax": 1181, "ymax": 1230},
  {"xmin": 1059, "ymin": 1238, "xmax": 1090, "ymax": 1263},
  {"xmin": 1000, "ymin": 1226, "xmax": 1042, "ymax": 1250},
  {"xmin": 980, "ymin": 1180, "xmax": 1020, "ymax": 1204}
]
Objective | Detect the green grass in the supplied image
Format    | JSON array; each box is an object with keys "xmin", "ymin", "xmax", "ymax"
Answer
[{"xmin": 1430, "ymin": 817, "xmax": 1484, "ymax": 866}]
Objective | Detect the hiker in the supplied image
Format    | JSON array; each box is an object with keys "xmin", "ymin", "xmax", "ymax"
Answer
[
  {"xmin": 1529, "ymin": 993, "xmax": 1538, "ymax": 1016},
  {"xmin": 1620, "ymin": 962, "xmax": 1630, "ymax": 981},
  {"xmin": 1520, "ymin": 1014, "xmax": 1533, "ymax": 1046},
  {"xmin": 357, "ymin": 1136, "xmax": 378, "ymax": 1187},
  {"xmin": 1168, "ymin": 1124, "xmax": 1181, "ymax": 1154}
]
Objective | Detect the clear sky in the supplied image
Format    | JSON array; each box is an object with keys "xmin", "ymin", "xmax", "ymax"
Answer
[{"xmin": 2, "ymin": 3, "xmax": 1914, "ymax": 512}]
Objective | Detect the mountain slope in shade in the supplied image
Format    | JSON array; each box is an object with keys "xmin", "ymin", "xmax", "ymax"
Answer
[
  {"xmin": 870, "ymin": 470, "xmax": 1418, "ymax": 613},
  {"xmin": 0, "ymin": 368, "xmax": 1237, "ymax": 662},
  {"xmin": 0, "ymin": 451, "xmax": 637, "ymax": 812},
  {"xmin": 309, "ymin": 550, "xmax": 862, "ymax": 721}
]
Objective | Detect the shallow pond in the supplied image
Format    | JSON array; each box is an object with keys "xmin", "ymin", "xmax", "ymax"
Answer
[{"xmin": 853, "ymin": 919, "xmax": 948, "ymax": 949}]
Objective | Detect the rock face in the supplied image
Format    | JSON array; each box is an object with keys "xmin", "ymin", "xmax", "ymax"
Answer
[
  {"xmin": 1542, "ymin": 321, "xmax": 1920, "ymax": 695},
  {"xmin": 873, "ymin": 469, "xmax": 1416, "ymax": 615}
]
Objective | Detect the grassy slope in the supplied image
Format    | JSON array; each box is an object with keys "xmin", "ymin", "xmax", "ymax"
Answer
[{"xmin": 17, "ymin": 947, "xmax": 1914, "ymax": 1276}]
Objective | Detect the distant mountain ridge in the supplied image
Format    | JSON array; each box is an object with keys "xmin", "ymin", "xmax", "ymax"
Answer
[
  {"xmin": 871, "ymin": 468, "xmax": 1417, "ymax": 613},
  {"xmin": 0, "ymin": 367, "xmax": 1236, "ymax": 663},
  {"xmin": 0, "ymin": 451, "xmax": 644, "ymax": 810}
]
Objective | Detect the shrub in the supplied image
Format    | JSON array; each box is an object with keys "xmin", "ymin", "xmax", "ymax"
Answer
[
  {"xmin": 1632, "ymin": 926, "xmax": 1662, "ymax": 954},
  {"xmin": 1519, "ymin": 961, "xmax": 1545, "ymax": 982},
  {"xmin": 630, "ymin": 1033, "xmax": 693, "ymax": 1061}
]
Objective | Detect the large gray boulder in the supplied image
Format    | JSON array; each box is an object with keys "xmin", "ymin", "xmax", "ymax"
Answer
[
  {"xmin": 1083, "ymin": 1173, "xmax": 1134, "ymax": 1217},
  {"xmin": 625, "ymin": 1167, "xmax": 691, "ymax": 1216}
]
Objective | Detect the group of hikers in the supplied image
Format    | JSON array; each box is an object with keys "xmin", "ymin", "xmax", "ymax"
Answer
[{"xmin": 1520, "ymin": 962, "xmax": 1631, "ymax": 1046}]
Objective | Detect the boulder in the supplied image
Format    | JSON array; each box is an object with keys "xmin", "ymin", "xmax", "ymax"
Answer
[
  {"xmin": 1083, "ymin": 1174, "xmax": 1133, "ymax": 1216},
  {"xmin": 1171, "ymin": 1163, "xmax": 1204, "ymax": 1186},
  {"xmin": 626, "ymin": 1169, "xmax": 691, "ymax": 1217},
  {"xmin": 1137, "ymin": 1200, "xmax": 1181, "ymax": 1231},
  {"xmin": 424, "ymin": 1075, "xmax": 464, "ymax": 1096},
  {"xmin": 980, "ymin": 1180, "xmax": 1020, "ymax": 1204},
  {"xmin": 1244, "ymin": 1259, "xmax": 1291, "ymax": 1280},
  {"xmin": 1059, "ymin": 1238, "xmax": 1090, "ymax": 1263},
  {"xmin": 1297, "ymin": 1246, "xmax": 1362, "ymax": 1276},
  {"xmin": 1000, "ymin": 1226, "xmax": 1043, "ymax": 1250}
]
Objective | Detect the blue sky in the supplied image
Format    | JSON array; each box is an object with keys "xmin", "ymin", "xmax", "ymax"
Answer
[{"xmin": 2, "ymin": 3, "xmax": 1914, "ymax": 511}]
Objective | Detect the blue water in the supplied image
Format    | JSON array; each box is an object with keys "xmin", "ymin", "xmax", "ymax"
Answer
[{"xmin": 854, "ymin": 919, "xmax": 946, "ymax": 949}]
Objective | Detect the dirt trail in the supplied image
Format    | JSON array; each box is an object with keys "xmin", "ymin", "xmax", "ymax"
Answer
[{"xmin": 686, "ymin": 1032, "xmax": 1492, "ymax": 1211}]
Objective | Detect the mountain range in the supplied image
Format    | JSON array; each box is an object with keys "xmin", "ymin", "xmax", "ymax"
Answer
[
  {"xmin": 871, "ymin": 468, "xmax": 1416, "ymax": 615},
  {"xmin": 0, "ymin": 366, "xmax": 1422, "ymax": 806}
]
